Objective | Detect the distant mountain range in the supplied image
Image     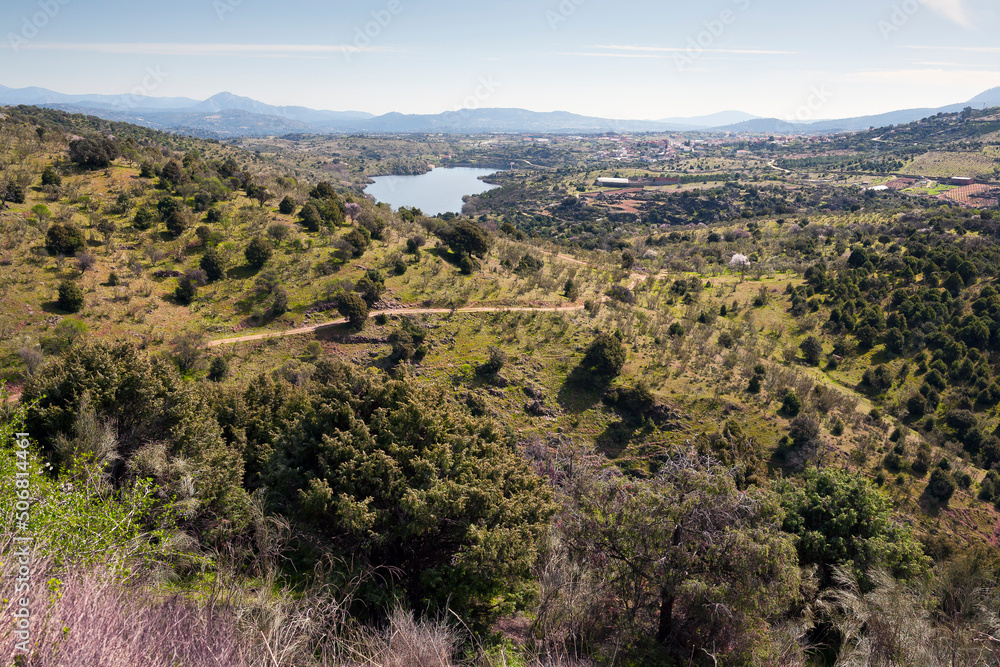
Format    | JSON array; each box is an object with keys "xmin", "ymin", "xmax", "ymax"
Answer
[
  {"xmin": 1, "ymin": 84, "xmax": 998, "ymax": 138},
  {"xmin": 712, "ymin": 87, "xmax": 1000, "ymax": 134}
]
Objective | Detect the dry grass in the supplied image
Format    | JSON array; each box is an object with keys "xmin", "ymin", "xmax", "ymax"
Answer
[
  {"xmin": 0, "ymin": 543, "xmax": 254, "ymax": 666},
  {"xmin": 0, "ymin": 528, "xmax": 594, "ymax": 667}
]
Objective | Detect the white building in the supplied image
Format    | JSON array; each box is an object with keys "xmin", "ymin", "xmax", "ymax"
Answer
[{"xmin": 597, "ymin": 177, "xmax": 630, "ymax": 187}]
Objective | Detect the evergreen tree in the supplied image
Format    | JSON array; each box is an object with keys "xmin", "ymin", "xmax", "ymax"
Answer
[
  {"xmin": 582, "ymin": 332, "xmax": 626, "ymax": 378},
  {"xmin": 57, "ymin": 280, "xmax": 84, "ymax": 312},
  {"xmin": 244, "ymin": 237, "xmax": 272, "ymax": 270},
  {"xmin": 337, "ymin": 292, "xmax": 369, "ymax": 329},
  {"xmin": 199, "ymin": 246, "xmax": 225, "ymax": 282}
]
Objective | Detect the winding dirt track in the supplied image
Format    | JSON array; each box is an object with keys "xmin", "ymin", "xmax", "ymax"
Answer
[
  {"xmin": 207, "ymin": 304, "xmax": 586, "ymax": 347},
  {"xmin": 207, "ymin": 248, "xmax": 676, "ymax": 348}
]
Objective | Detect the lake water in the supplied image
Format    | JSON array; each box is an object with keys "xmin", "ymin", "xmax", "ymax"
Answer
[{"xmin": 364, "ymin": 167, "xmax": 502, "ymax": 216}]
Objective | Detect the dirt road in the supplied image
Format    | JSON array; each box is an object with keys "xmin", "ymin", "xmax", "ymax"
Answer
[{"xmin": 208, "ymin": 303, "xmax": 586, "ymax": 347}]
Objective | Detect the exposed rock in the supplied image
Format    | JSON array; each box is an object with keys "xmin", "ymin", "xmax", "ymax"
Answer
[
  {"xmin": 151, "ymin": 269, "xmax": 183, "ymax": 279},
  {"xmin": 525, "ymin": 400, "xmax": 552, "ymax": 417},
  {"xmin": 522, "ymin": 385, "xmax": 544, "ymax": 400},
  {"xmin": 304, "ymin": 301, "xmax": 339, "ymax": 316}
]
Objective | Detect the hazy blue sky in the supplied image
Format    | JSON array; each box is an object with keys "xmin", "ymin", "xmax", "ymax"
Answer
[{"xmin": 1, "ymin": 0, "xmax": 998, "ymax": 120}]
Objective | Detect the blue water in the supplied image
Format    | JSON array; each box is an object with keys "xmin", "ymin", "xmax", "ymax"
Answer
[{"xmin": 364, "ymin": 167, "xmax": 502, "ymax": 216}]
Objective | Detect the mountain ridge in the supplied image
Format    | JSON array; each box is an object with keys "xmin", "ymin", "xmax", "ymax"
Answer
[{"xmin": 2, "ymin": 83, "xmax": 998, "ymax": 136}]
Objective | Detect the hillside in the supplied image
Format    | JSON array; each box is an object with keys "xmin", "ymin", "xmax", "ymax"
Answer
[{"xmin": 3, "ymin": 106, "xmax": 1000, "ymax": 665}]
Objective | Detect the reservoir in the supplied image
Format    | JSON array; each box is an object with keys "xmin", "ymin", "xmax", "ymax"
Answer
[{"xmin": 364, "ymin": 167, "xmax": 502, "ymax": 216}]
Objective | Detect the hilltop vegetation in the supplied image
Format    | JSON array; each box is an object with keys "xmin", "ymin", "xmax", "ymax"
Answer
[{"xmin": 3, "ymin": 105, "xmax": 1000, "ymax": 665}]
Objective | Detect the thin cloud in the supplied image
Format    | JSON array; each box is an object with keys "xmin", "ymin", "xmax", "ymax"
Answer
[
  {"xmin": 842, "ymin": 68, "xmax": 1000, "ymax": 86},
  {"xmin": 902, "ymin": 45, "xmax": 1000, "ymax": 53},
  {"xmin": 0, "ymin": 42, "xmax": 399, "ymax": 56},
  {"xmin": 594, "ymin": 44, "xmax": 795, "ymax": 55},
  {"xmin": 912, "ymin": 60, "xmax": 996, "ymax": 67},
  {"xmin": 559, "ymin": 52, "xmax": 672, "ymax": 59},
  {"xmin": 922, "ymin": 0, "xmax": 973, "ymax": 28}
]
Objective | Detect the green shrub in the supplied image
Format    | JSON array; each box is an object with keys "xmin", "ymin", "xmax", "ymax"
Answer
[
  {"xmin": 174, "ymin": 277, "xmax": 196, "ymax": 305},
  {"xmin": 269, "ymin": 288, "xmax": 289, "ymax": 317},
  {"xmin": 355, "ymin": 275, "xmax": 384, "ymax": 307},
  {"xmin": 477, "ymin": 346, "xmax": 507, "ymax": 376},
  {"xmin": 926, "ymin": 467, "xmax": 956, "ymax": 502},
  {"xmin": 21, "ymin": 341, "xmax": 246, "ymax": 519},
  {"xmin": 344, "ymin": 228, "xmax": 369, "ymax": 256},
  {"xmin": 912, "ymin": 443, "xmax": 932, "ymax": 476},
  {"xmin": 244, "ymin": 236, "xmax": 272, "ymax": 270},
  {"xmin": 605, "ymin": 284, "xmax": 635, "ymax": 305},
  {"xmin": 69, "ymin": 135, "xmax": 120, "ymax": 169},
  {"xmin": 356, "ymin": 209, "xmax": 386, "ymax": 240},
  {"xmin": 799, "ymin": 336, "xmax": 823, "ymax": 365},
  {"xmin": 337, "ymin": 292, "xmax": 369, "ymax": 329},
  {"xmin": 907, "ymin": 394, "xmax": 926, "ymax": 418},
  {"xmin": 133, "ymin": 205, "xmax": 157, "ymax": 230},
  {"xmin": 46, "ymin": 223, "xmax": 86, "ymax": 256},
  {"xmin": 780, "ymin": 468, "xmax": 929, "ymax": 583},
  {"xmin": 200, "ymin": 246, "xmax": 225, "ymax": 282},
  {"xmin": 5, "ymin": 182, "xmax": 26, "ymax": 203},
  {"xmin": 388, "ymin": 329, "xmax": 415, "ymax": 362},
  {"xmin": 458, "ymin": 253, "xmax": 479, "ymax": 275},
  {"xmin": 581, "ymin": 332, "xmax": 626, "ymax": 379},
  {"xmin": 42, "ymin": 317, "xmax": 88, "ymax": 354},
  {"xmin": 514, "ymin": 253, "xmax": 544, "ymax": 276},
  {"xmin": 0, "ymin": 398, "xmax": 172, "ymax": 567},
  {"xmin": 781, "ymin": 389, "xmax": 802, "ymax": 417},
  {"xmin": 862, "ymin": 364, "xmax": 894, "ymax": 394},
  {"xmin": 564, "ymin": 278, "xmax": 579, "ymax": 301},
  {"xmin": 207, "ymin": 356, "xmax": 229, "ymax": 382},
  {"xmin": 41, "ymin": 165, "xmax": 62, "ymax": 186},
  {"xmin": 165, "ymin": 209, "xmax": 189, "ymax": 237},
  {"xmin": 442, "ymin": 219, "xmax": 491, "ymax": 258},
  {"xmin": 233, "ymin": 366, "xmax": 554, "ymax": 628},
  {"xmin": 57, "ymin": 280, "xmax": 84, "ymax": 312}
]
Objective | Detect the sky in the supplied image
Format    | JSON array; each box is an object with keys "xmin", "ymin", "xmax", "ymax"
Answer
[{"xmin": 1, "ymin": 0, "xmax": 998, "ymax": 121}]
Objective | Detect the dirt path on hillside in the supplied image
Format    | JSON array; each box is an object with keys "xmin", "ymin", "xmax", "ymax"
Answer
[
  {"xmin": 768, "ymin": 160, "xmax": 791, "ymax": 174},
  {"xmin": 208, "ymin": 303, "xmax": 586, "ymax": 347},
  {"xmin": 537, "ymin": 249, "xmax": 591, "ymax": 267},
  {"xmin": 4, "ymin": 387, "xmax": 21, "ymax": 404},
  {"xmin": 210, "ymin": 246, "xmax": 676, "ymax": 348}
]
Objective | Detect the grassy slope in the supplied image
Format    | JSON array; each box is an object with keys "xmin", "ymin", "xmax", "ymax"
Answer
[{"xmin": 4, "ymin": 116, "xmax": 1000, "ymax": 589}]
